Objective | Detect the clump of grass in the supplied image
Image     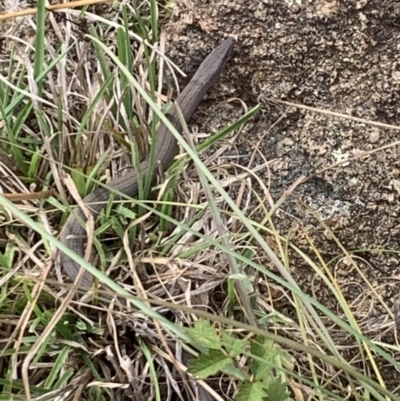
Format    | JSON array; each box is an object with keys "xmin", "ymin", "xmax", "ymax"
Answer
[{"xmin": 0, "ymin": 1, "xmax": 399, "ymax": 401}]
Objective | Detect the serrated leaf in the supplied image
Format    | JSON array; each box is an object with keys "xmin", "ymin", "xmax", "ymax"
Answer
[
  {"xmin": 236, "ymin": 381, "xmax": 267, "ymax": 401},
  {"xmin": 266, "ymin": 377, "xmax": 289, "ymax": 401},
  {"xmin": 222, "ymin": 331, "xmax": 249, "ymax": 357},
  {"xmin": 250, "ymin": 336, "xmax": 278, "ymax": 380},
  {"xmin": 186, "ymin": 319, "xmax": 221, "ymax": 350},
  {"xmin": 251, "ymin": 336, "xmax": 277, "ymax": 359},
  {"xmin": 221, "ymin": 364, "xmax": 248, "ymax": 381},
  {"xmin": 188, "ymin": 349, "xmax": 232, "ymax": 379}
]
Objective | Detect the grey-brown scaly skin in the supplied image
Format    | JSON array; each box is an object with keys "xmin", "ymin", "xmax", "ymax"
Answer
[{"xmin": 59, "ymin": 38, "xmax": 235, "ymax": 288}]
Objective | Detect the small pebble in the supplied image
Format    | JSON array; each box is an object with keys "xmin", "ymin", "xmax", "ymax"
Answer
[{"xmin": 369, "ymin": 130, "xmax": 380, "ymax": 143}]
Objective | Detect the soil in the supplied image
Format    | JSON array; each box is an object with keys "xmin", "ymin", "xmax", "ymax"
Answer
[{"xmin": 165, "ymin": 0, "xmax": 400, "ymax": 391}]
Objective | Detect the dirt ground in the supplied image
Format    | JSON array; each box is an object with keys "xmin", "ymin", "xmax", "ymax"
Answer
[{"xmin": 165, "ymin": 0, "xmax": 400, "ymax": 390}]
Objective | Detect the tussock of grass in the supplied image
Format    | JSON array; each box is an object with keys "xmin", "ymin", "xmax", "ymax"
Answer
[{"xmin": 0, "ymin": 1, "xmax": 399, "ymax": 401}]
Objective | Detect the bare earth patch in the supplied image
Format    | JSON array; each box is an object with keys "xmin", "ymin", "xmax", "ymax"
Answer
[{"xmin": 166, "ymin": 0, "xmax": 400, "ymax": 391}]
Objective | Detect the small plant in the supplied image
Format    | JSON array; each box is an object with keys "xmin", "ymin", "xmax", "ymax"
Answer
[{"xmin": 186, "ymin": 319, "xmax": 292, "ymax": 401}]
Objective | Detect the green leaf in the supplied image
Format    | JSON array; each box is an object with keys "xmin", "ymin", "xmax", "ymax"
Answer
[
  {"xmin": 188, "ymin": 350, "xmax": 232, "ymax": 379},
  {"xmin": 222, "ymin": 331, "xmax": 248, "ymax": 357},
  {"xmin": 186, "ymin": 319, "xmax": 221, "ymax": 350},
  {"xmin": 117, "ymin": 205, "xmax": 138, "ymax": 220},
  {"xmin": 250, "ymin": 337, "xmax": 278, "ymax": 380},
  {"xmin": 266, "ymin": 377, "xmax": 289, "ymax": 401},
  {"xmin": 76, "ymin": 320, "xmax": 87, "ymax": 331},
  {"xmin": 236, "ymin": 381, "xmax": 267, "ymax": 401},
  {"xmin": 44, "ymin": 346, "xmax": 71, "ymax": 389},
  {"xmin": 221, "ymin": 363, "xmax": 248, "ymax": 381},
  {"xmin": 228, "ymin": 273, "xmax": 254, "ymax": 294}
]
